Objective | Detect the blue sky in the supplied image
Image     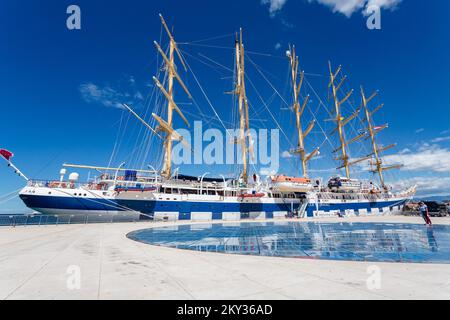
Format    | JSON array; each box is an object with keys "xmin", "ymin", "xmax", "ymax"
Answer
[{"xmin": 1, "ymin": 0, "xmax": 450, "ymax": 212}]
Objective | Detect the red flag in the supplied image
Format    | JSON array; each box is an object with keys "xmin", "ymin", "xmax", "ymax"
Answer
[{"xmin": 0, "ymin": 149, "xmax": 13, "ymax": 161}]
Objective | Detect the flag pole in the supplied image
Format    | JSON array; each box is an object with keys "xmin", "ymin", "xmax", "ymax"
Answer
[{"xmin": 0, "ymin": 150, "xmax": 29, "ymax": 181}]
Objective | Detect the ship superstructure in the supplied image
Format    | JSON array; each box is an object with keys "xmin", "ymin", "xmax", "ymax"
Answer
[{"xmin": 10, "ymin": 15, "xmax": 415, "ymax": 220}]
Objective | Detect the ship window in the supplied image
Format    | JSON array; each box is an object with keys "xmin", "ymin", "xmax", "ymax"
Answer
[{"xmin": 48, "ymin": 192, "xmax": 51, "ymax": 195}]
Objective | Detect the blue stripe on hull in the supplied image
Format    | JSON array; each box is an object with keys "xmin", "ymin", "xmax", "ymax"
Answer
[
  {"xmin": 19, "ymin": 194, "xmax": 301, "ymax": 217},
  {"xmin": 212, "ymin": 212, "xmax": 223, "ymax": 220},
  {"xmin": 20, "ymin": 194, "xmax": 407, "ymax": 219}
]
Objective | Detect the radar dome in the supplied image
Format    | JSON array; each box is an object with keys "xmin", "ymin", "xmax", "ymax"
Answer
[{"xmin": 68, "ymin": 172, "xmax": 79, "ymax": 182}]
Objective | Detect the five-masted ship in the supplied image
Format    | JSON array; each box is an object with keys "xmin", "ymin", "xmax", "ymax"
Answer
[{"xmin": 13, "ymin": 15, "xmax": 415, "ymax": 220}]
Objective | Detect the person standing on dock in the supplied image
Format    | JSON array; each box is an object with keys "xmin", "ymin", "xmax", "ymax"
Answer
[{"xmin": 419, "ymin": 202, "xmax": 432, "ymax": 225}]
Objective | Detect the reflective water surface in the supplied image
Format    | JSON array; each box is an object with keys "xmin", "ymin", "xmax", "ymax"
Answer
[{"xmin": 127, "ymin": 222, "xmax": 450, "ymax": 263}]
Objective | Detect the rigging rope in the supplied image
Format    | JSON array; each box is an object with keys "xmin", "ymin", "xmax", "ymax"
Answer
[
  {"xmin": 244, "ymin": 68, "xmax": 294, "ymax": 148},
  {"xmin": 178, "ymin": 33, "xmax": 235, "ymax": 44},
  {"xmin": 179, "ymin": 50, "xmax": 234, "ymax": 140}
]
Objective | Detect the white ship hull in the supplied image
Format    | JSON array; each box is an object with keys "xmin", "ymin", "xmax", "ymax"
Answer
[{"xmin": 19, "ymin": 184, "xmax": 413, "ymax": 221}]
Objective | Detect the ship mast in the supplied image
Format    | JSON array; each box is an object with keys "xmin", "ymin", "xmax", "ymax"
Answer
[
  {"xmin": 360, "ymin": 87, "xmax": 402, "ymax": 187},
  {"xmin": 234, "ymin": 29, "xmax": 253, "ymax": 184},
  {"xmin": 153, "ymin": 14, "xmax": 192, "ymax": 179},
  {"xmin": 328, "ymin": 62, "xmax": 362, "ymax": 179},
  {"xmin": 287, "ymin": 45, "xmax": 319, "ymax": 177}
]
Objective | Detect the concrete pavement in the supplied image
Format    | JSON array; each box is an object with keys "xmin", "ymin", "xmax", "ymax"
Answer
[{"xmin": 0, "ymin": 216, "xmax": 449, "ymax": 300}]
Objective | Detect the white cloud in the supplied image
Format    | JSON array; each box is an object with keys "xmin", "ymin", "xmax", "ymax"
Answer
[
  {"xmin": 261, "ymin": 0, "xmax": 402, "ymax": 18},
  {"xmin": 388, "ymin": 176, "xmax": 450, "ymax": 197},
  {"xmin": 79, "ymin": 81, "xmax": 144, "ymax": 109},
  {"xmin": 431, "ymin": 136, "xmax": 450, "ymax": 143},
  {"xmin": 260, "ymin": 168, "xmax": 278, "ymax": 176},
  {"xmin": 308, "ymin": 167, "xmax": 337, "ymax": 173},
  {"xmin": 308, "ymin": 0, "xmax": 402, "ymax": 17},
  {"xmin": 134, "ymin": 91, "xmax": 144, "ymax": 100},
  {"xmin": 381, "ymin": 144, "xmax": 450, "ymax": 173},
  {"xmin": 261, "ymin": 0, "xmax": 288, "ymax": 17},
  {"xmin": 274, "ymin": 42, "xmax": 282, "ymax": 50},
  {"xmin": 281, "ymin": 150, "xmax": 292, "ymax": 158},
  {"xmin": 280, "ymin": 17, "xmax": 294, "ymax": 28},
  {"xmin": 398, "ymin": 148, "xmax": 411, "ymax": 154},
  {"xmin": 415, "ymin": 128, "xmax": 424, "ymax": 133}
]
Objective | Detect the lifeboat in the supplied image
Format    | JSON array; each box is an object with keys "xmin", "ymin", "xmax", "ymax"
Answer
[
  {"xmin": 271, "ymin": 175, "xmax": 312, "ymax": 193},
  {"xmin": 327, "ymin": 177, "xmax": 361, "ymax": 192},
  {"xmin": 240, "ymin": 192, "xmax": 265, "ymax": 198}
]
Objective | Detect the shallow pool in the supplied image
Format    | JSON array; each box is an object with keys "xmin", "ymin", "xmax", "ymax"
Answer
[{"xmin": 127, "ymin": 221, "xmax": 450, "ymax": 263}]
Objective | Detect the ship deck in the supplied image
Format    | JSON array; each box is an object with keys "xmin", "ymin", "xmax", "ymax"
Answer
[{"xmin": 1, "ymin": 216, "xmax": 449, "ymax": 300}]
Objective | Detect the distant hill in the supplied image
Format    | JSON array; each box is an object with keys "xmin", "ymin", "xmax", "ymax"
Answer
[{"xmin": 413, "ymin": 195, "xmax": 450, "ymax": 202}]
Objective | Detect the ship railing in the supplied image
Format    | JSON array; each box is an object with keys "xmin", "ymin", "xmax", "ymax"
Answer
[
  {"xmin": 316, "ymin": 191, "xmax": 396, "ymax": 201},
  {"xmin": 26, "ymin": 179, "xmax": 110, "ymax": 191},
  {"xmin": 0, "ymin": 213, "xmax": 155, "ymax": 227},
  {"xmin": 27, "ymin": 179, "xmax": 81, "ymax": 189},
  {"xmin": 162, "ymin": 180, "xmax": 226, "ymax": 190}
]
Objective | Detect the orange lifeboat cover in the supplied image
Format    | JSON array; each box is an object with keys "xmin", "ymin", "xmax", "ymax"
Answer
[{"xmin": 271, "ymin": 175, "xmax": 311, "ymax": 183}]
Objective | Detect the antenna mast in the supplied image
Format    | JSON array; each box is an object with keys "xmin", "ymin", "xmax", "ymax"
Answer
[
  {"xmin": 153, "ymin": 14, "xmax": 192, "ymax": 179},
  {"xmin": 287, "ymin": 45, "xmax": 319, "ymax": 177}
]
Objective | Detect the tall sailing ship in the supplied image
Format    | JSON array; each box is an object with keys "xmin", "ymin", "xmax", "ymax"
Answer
[{"xmin": 5, "ymin": 15, "xmax": 415, "ymax": 220}]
